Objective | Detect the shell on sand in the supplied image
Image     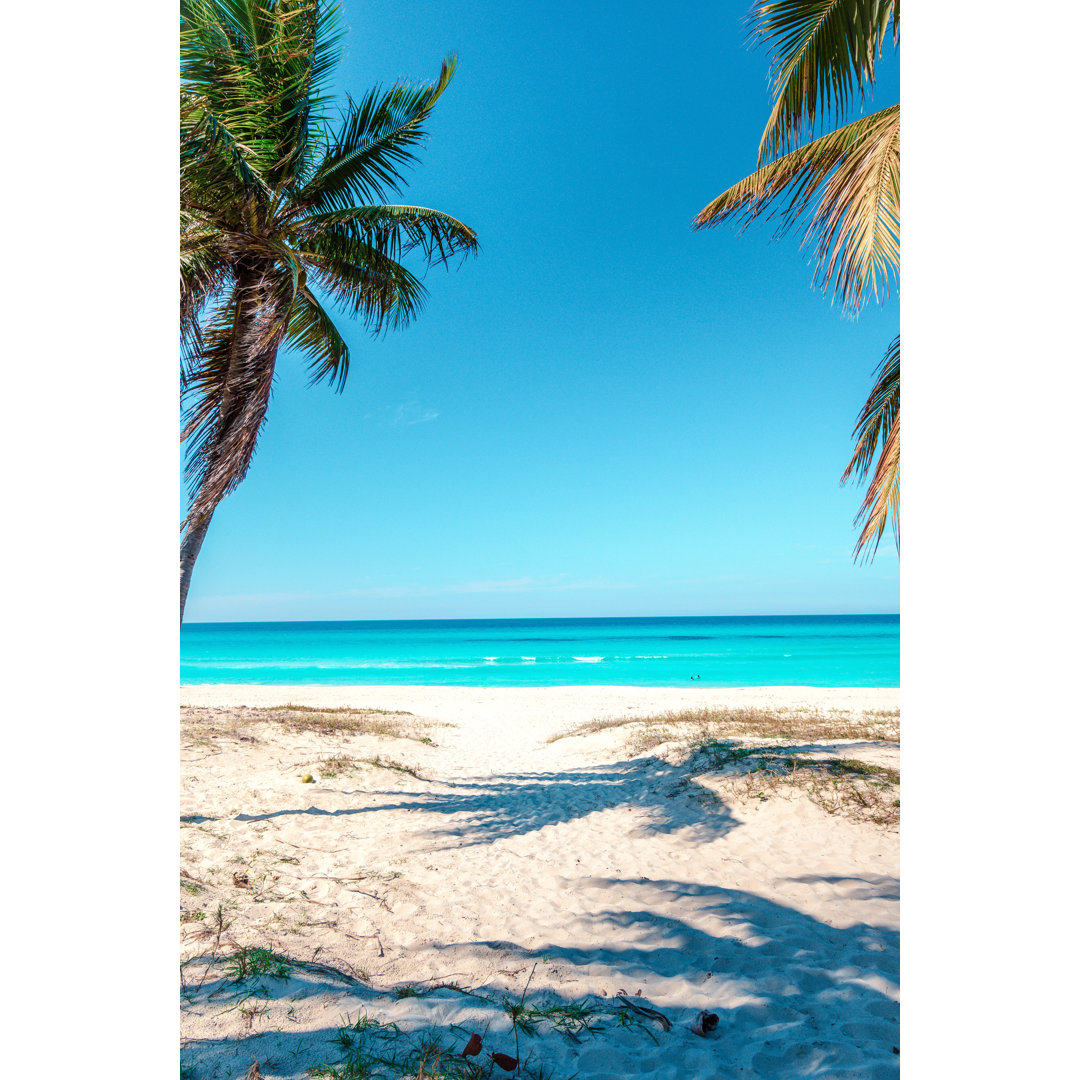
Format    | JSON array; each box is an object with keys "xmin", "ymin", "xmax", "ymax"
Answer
[{"xmin": 691, "ymin": 1010, "xmax": 719, "ymax": 1037}]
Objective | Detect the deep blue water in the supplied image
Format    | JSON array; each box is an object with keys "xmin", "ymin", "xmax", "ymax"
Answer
[{"xmin": 181, "ymin": 615, "xmax": 899, "ymax": 687}]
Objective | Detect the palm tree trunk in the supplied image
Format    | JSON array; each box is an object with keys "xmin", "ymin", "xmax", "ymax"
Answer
[
  {"xmin": 181, "ymin": 264, "xmax": 283, "ymax": 625},
  {"xmin": 180, "ymin": 508, "xmax": 215, "ymax": 624}
]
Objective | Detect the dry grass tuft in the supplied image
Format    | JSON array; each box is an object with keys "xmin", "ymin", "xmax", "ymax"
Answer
[
  {"xmin": 181, "ymin": 705, "xmax": 442, "ymax": 745},
  {"xmin": 315, "ymin": 753, "xmax": 426, "ymax": 781},
  {"xmin": 550, "ymin": 708, "xmax": 900, "ymax": 827},
  {"xmin": 551, "ymin": 705, "xmax": 899, "ymax": 748},
  {"xmin": 687, "ymin": 739, "xmax": 900, "ymax": 827}
]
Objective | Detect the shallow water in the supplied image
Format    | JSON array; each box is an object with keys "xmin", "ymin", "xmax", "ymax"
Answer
[{"xmin": 181, "ymin": 614, "xmax": 899, "ymax": 687}]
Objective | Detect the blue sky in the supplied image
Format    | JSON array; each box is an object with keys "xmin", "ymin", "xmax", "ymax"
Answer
[{"xmin": 183, "ymin": 0, "xmax": 900, "ymax": 622}]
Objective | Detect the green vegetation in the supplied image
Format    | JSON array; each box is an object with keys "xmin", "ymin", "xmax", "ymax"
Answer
[
  {"xmin": 693, "ymin": 1, "xmax": 900, "ymax": 560},
  {"xmin": 360, "ymin": 755, "xmax": 426, "ymax": 781},
  {"xmin": 316, "ymin": 753, "xmax": 356, "ymax": 778},
  {"xmin": 308, "ymin": 995, "xmax": 647, "ymax": 1080},
  {"xmin": 690, "ymin": 739, "xmax": 900, "ymax": 827},
  {"xmin": 310, "ymin": 1015, "xmax": 477, "ymax": 1080},
  {"xmin": 223, "ymin": 946, "xmax": 294, "ymax": 981},
  {"xmin": 312, "ymin": 752, "xmax": 426, "ymax": 781},
  {"xmin": 179, "ymin": 0, "xmax": 477, "ymax": 621},
  {"xmin": 552, "ymin": 709, "xmax": 899, "ymax": 826}
]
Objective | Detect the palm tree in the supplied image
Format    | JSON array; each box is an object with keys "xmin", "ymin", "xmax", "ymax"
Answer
[
  {"xmin": 693, "ymin": 0, "xmax": 899, "ymax": 560},
  {"xmin": 180, "ymin": 0, "xmax": 477, "ymax": 621}
]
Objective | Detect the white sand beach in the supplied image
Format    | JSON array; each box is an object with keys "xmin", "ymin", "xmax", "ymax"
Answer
[{"xmin": 180, "ymin": 685, "xmax": 900, "ymax": 1079}]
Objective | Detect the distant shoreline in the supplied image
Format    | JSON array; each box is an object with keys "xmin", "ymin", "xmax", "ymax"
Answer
[{"xmin": 180, "ymin": 683, "xmax": 900, "ymax": 718}]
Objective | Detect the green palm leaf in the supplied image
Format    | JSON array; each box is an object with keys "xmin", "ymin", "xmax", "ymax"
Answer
[
  {"xmin": 296, "ymin": 57, "xmax": 458, "ymax": 213},
  {"xmin": 300, "ymin": 231, "xmax": 428, "ymax": 332},
  {"xmin": 292, "ymin": 204, "xmax": 478, "ymax": 264},
  {"xmin": 751, "ymin": 0, "xmax": 899, "ymax": 163},
  {"xmin": 286, "ymin": 287, "xmax": 351, "ymax": 390}
]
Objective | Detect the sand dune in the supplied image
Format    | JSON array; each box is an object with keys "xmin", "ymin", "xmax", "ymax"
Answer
[{"xmin": 180, "ymin": 685, "xmax": 899, "ymax": 1079}]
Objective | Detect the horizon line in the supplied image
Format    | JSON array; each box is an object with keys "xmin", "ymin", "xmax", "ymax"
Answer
[{"xmin": 183, "ymin": 611, "xmax": 900, "ymax": 626}]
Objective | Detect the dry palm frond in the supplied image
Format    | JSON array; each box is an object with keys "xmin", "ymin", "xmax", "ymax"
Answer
[
  {"xmin": 750, "ymin": 0, "xmax": 899, "ymax": 164},
  {"xmin": 841, "ymin": 334, "xmax": 899, "ymax": 560},
  {"xmin": 694, "ymin": 104, "xmax": 898, "ymax": 313}
]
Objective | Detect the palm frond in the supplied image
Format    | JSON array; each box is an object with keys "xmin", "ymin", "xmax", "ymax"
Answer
[
  {"xmin": 301, "ymin": 233, "xmax": 428, "ymax": 333},
  {"xmin": 841, "ymin": 334, "xmax": 899, "ymax": 561},
  {"xmin": 290, "ymin": 203, "xmax": 478, "ymax": 265},
  {"xmin": 181, "ymin": 0, "xmax": 343, "ymax": 192},
  {"xmin": 286, "ymin": 287, "xmax": 351, "ymax": 390},
  {"xmin": 180, "ymin": 214, "xmax": 231, "ymax": 382},
  {"xmin": 694, "ymin": 104, "xmax": 898, "ymax": 312},
  {"xmin": 181, "ymin": 92, "xmax": 272, "ymax": 204},
  {"xmin": 295, "ymin": 57, "xmax": 458, "ymax": 214},
  {"xmin": 751, "ymin": 0, "xmax": 899, "ymax": 163}
]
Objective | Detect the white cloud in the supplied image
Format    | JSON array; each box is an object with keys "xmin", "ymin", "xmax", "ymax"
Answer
[{"xmin": 391, "ymin": 402, "xmax": 439, "ymax": 426}]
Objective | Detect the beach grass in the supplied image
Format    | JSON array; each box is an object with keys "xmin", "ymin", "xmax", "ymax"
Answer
[
  {"xmin": 181, "ymin": 704, "xmax": 442, "ymax": 745},
  {"xmin": 684, "ymin": 738, "xmax": 900, "ymax": 826},
  {"xmin": 550, "ymin": 705, "xmax": 899, "ymax": 747},
  {"xmin": 308, "ymin": 994, "xmax": 652, "ymax": 1080},
  {"xmin": 317, "ymin": 752, "xmax": 426, "ymax": 781},
  {"xmin": 549, "ymin": 708, "xmax": 899, "ymax": 826}
]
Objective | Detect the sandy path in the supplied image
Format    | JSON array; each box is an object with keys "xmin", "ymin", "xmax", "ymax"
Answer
[{"xmin": 180, "ymin": 686, "xmax": 899, "ymax": 1080}]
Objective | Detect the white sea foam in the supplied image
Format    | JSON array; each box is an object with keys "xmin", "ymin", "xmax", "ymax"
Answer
[{"xmin": 572, "ymin": 656, "xmax": 604, "ymax": 662}]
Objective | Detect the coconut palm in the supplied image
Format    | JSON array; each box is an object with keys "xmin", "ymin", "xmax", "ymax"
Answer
[
  {"xmin": 694, "ymin": 0, "xmax": 899, "ymax": 559},
  {"xmin": 179, "ymin": 0, "xmax": 477, "ymax": 621}
]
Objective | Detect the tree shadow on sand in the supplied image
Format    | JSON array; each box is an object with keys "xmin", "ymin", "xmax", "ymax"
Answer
[
  {"xmin": 183, "ymin": 875, "xmax": 898, "ymax": 1079},
  {"xmin": 235, "ymin": 755, "xmax": 744, "ymax": 847}
]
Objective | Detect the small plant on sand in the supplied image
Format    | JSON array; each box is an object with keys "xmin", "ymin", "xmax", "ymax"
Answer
[
  {"xmin": 310, "ymin": 1013, "xmax": 471, "ymax": 1080},
  {"xmin": 181, "ymin": 909, "xmax": 206, "ymax": 923},
  {"xmin": 828, "ymin": 758, "xmax": 900, "ymax": 783},
  {"xmin": 310, "ymin": 990, "xmax": 623, "ymax": 1079},
  {"xmin": 318, "ymin": 754, "xmax": 358, "ymax": 779},
  {"xmin": 361, "ymin": 755, "xmax": 426, "ymax": 781},
  {"xmin": 224, "ymin": 946, "xmax": 293, "ymax": 981},
  {"xmin": 516, "ymin": 998, "xmax": 605, "ymax": 1041},
  {"xmin": 186, "ymin": 902, "xmax": 236, "ymax": 952}
]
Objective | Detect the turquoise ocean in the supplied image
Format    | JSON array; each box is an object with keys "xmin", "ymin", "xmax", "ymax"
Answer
[{"xmin": 181, "ymin": 615, "xmax": 898, "ymax": 687}]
